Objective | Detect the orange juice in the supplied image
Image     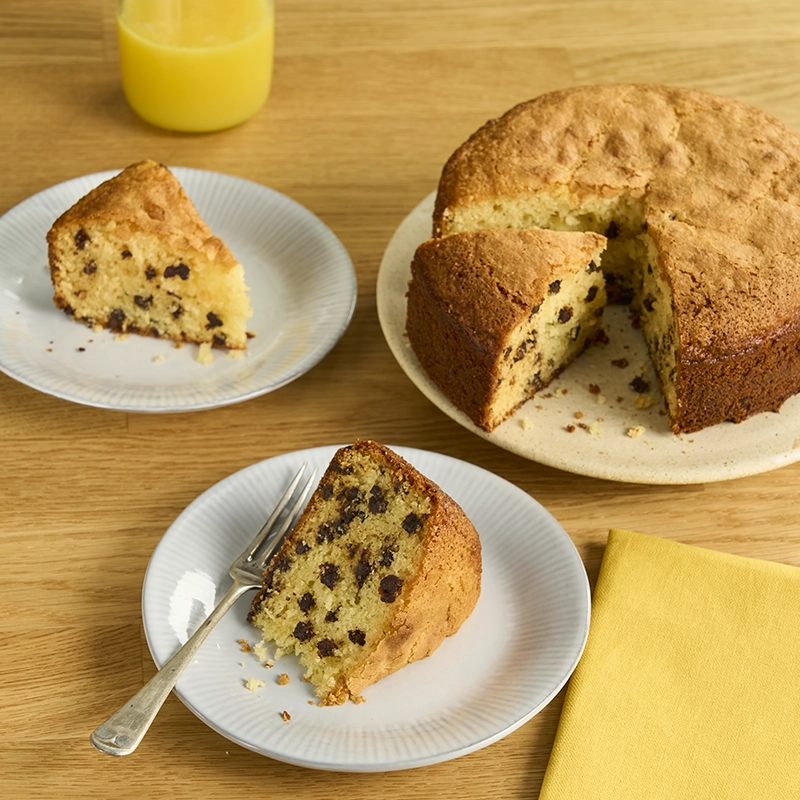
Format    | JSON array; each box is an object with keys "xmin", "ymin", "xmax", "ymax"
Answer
[{"xmin": 117, "ymin": 0, "xmax": 274, "ymax": 132}]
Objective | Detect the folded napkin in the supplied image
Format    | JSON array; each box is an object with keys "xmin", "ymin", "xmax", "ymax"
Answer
[{"xmin": 539, "ymin": 528, "xmax": 800, "ymax": 800}]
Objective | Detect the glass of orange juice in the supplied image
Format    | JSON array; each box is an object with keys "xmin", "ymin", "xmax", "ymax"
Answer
[{"xmin": 117, "ymin": 0, "xmax": 274, "ymax": 133}]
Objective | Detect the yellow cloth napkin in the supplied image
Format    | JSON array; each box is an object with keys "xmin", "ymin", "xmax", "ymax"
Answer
[{"xmin": 539, "ymin": 528, "xmax": 800, "ymax": 800}]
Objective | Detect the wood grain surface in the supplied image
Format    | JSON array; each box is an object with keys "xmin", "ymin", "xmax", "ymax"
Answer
[{"xmin": 2, "ymin": 1, "xmax": 800, "ymax": 797}]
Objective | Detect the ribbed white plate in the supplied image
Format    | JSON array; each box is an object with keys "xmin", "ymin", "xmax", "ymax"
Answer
[
  {"xmin": 141, "ymin": 444, "xmax": 590, "ymax": 772},
  {"xmin": 377, "ymin": 193, "xmax": 800, "ymax": 484},
  {"xmin": 0, "ymin": 168, "xmax": 356, "ymax": 412}
]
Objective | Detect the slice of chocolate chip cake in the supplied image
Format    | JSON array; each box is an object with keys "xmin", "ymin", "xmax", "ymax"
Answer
[
  {"xmin": 247, "ymin": 440, "xmax": 482, "ymax": 706},
  {"xmin": 407, "ymin": 227, "xmax": 607, "ymax": 432},
  {"xmin": 46, "ymin": 159, "xmax": 252, "ymax": 349}
]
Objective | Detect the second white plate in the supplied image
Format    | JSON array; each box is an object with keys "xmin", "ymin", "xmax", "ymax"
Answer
[
  {"xmin": 0, "ymin": 168, "xmax": 357, "ymax": 412},
  {"xmin": 376, "ymin": 193, "xmax": 800, "ymax": 484},
  {"xmin": 141, "ymin": 444, "xmax": 590, "ymax": 771}
]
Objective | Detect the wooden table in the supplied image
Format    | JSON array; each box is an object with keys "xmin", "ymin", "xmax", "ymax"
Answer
[{"xmin": 3, "ymin": 1, "xmax": 800, "ymax": 797}]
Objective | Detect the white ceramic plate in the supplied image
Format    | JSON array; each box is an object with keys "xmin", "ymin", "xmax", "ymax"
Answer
[
  {"xmin": 376, "ymin": 193, "xmax": 800, "ymax": 484},
  {"xmin": 0, "ymin": 168, "xmax": 356, "ymax": 412},
  {"xmin": 142, "ymin": 444, "xmax": 590, "ymax": 772}
]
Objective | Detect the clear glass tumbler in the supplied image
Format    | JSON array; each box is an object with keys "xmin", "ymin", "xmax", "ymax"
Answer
[{"xmin": 117, "ymin": 0, "xmax": 275, "ymax": 133}]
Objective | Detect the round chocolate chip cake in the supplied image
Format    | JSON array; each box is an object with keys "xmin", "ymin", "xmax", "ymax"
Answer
[
  {"xmin": 248, "ymin": 440, "xmax": 482, "ymax": 705},
  {"xmin": 47, "ymin": 159, "xmax": 252, "ymax": 349},
  {"xmin": 410, "ymin": 84, "xmax": 800, "ymax": 434}
]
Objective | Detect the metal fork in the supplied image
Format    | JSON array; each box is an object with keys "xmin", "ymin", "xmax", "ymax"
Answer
[{"xmin": 90, "ymin": 463, "xmax": 317, "ymax": 757}]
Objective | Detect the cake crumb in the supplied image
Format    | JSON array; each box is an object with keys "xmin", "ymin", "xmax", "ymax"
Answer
[
  {"xmin": 225, "ymin": 349, "xmax": 245, "ymax": 360},
  {"xmin": 114, "ymin": 333, "xmax": 129, "ymax": 342},
  {"xmin": 519, "ymin": 417, "xmax": 533, "ymax": 430},
  {"xmin": 92, "ymin": 323, "xmax": 103, "ymax": 333},
  {"xmin": 244, "ymin": 677, "xmax": 265, "ymax": 693},
  {"xmin": 254, "ymin": 640, "xmax": 269, "ymax": 661},
  {"xmin": 264, "ymin": 660, "xmax": 274, "ymax": 668},
  {"xmin": 574, "ymin": 411, "xmax": 584, "ymax": 419},
  {"xmin": 152, "ymin": 354, "xmax": 166, "ymax": 363},
  {"xmin": 634, "ymin": 395, "xmax": 657, "ymax": 409},
  {"xmin": 565, "ymin": 424, "xmax": 576, "ymax": 433},
  {"xmin": 611, "ymin": 358, "xmax": 629, "ymax": 368},
  {"xmin": 197, "ymin": 342, "xmax": 214, "ymax": 364},
  {"xmin": 238, "ymin": 638, "xmax": 252, "ymax": 653},
  {"xmin": 353, "ymin": 695, "xmax": 367, "ymax": 705},
  {"xmin": 280, "ymin": 710, "xmax": 291, "ymax": 722},
  {"xmin": 588, "ymin": 383, "xmax": 601, "ymax": 394},
  {"xmin": 307, "ymin": 700, "xmax": 315, "ymax": 706},
  {"xmin": 277, "ymin": 673, "xmax": 290, "ymax": 686},
  {"xmin": 588, "ymin": 423, "xmax": 603, "ymax": 437},
  {"xmin": 627, "ymin": 425, "xmax": 646, "ymax": 439},
  {"xmin": 596, "ymin": 394, "xmax": 606, "ymax": 405}
]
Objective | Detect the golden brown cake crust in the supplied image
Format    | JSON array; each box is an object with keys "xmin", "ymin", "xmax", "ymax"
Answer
[
  {"xmin": 431, "ymin": 84, "xmax": 800, "ymax": 432},
  {"xmin": 249, "ymin": 440, "xmax": 482, "ymax": 705},
  {"xmin": 48, "ymin": 159, "xmax": 239, "ymax": 273}
]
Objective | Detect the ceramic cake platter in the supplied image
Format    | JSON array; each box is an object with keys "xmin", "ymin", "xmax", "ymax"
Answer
[
  {"xmin": 376, "ymin": 193, "xmax": 800, "ymax": 485},
  {"xmin": 0, "ymin": 168, "xmax": 356, "ymax": 412},
  {"xmin": 142, "ymin": 444, "xmax": 591, "ymax": 772}
]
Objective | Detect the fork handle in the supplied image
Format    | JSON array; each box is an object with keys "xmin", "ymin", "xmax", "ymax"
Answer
[{"xmin": 90, "ymin": 580, "xmax": 251, "ymax": 756}]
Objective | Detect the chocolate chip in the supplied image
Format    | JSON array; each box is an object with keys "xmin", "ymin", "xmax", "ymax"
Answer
[
  {"xmin": 530, "ymin": 303, "xmax": 541, "ymax": 316},
  {"xmin": 611, "ymin": 358, "xmax": 629, "ymax": 368},
  {"xmin": 121, "ymin": 249, "xmax": 132, "ymax": 259},
  {"xmin": 164, "ymin": 263, "xmax": 190, "ymax": 280},
  {"xmin": 629, "ymin": 376, "xmax": 650, "ymax": 393},
  {"xmin": 108, "ymin": 308, "xmax": 126, "ymax": 330},
  {"xmin": 317, "ymin": 523, "xmax": 334, "ymax": 544},
  {"xmin": 354, "ymin": 559, "xmax": 373, "ymax": 588},
  {"xmin": 587, "ymin": 260, "xmax": 600, "ymax": 273},
  {"xmin": 585, "ymin": 285, "xmax": 599, "ymax": 302},
  {"xmin": 212, "ymin": 334, "xmax": 226, "ymax": 347},
  {"xmin": 295, "ymin": 539, "xmax": 311, "ymax": 555},
  {"xmin": 513, "ymin": 341, "xmax": 528, "ymax": 363},
  {"xmin": 134, "ymin": 294, "xmax": 153, "ymax": 310},
  {"xmin": 145, "ymin": 266, "xmax": 157, "ymax": 280},
  {"xmin": 570, "ymin": 325, "xmax": 581, "ymax": 341},
  {"xmin": 317, "ymin": 639, "xmax": 338, "ymax": 657},
  {"xmin": 320, "ymin": 483, "xmax": 334, "ymax": 500},
  {"xmin": 74, "ymin": 229, "xmax": 89, "ymax": 250},
  {"xmin": 643, "ymin": 295, "xmax": 655, "ymax": 312},
  {"xmin": 293, "ymin": 621, "xmax": 314, "ymax": 642},
  {"xmin": 298, "ymin": 592, "xmax": 315, "ymax": 612},
  {"xmin": 171, "ymin": 305, "xmax": 183, "ymax": 319},
  {"xmin": 402, "ymin": 513, "xmax": 422, "ymax": 534},
  {"xmin": 558, "ymin": 307, "xmax": 573, "ymax": 324},
  {"xmin": 605, "ymin": 220, "xmax": 619, "ymax": 239},
  {"xmin": 379, "ymin": 575, "xmax": 403, "ymax": 603},
  {"xmin": 549, "ymin": 279, "xmax": 561, "ymax": 294},
  {"xmin": 368, "ymin": 485, "xmax": 387, "ymax": 514},
  {"xmin": 206, "ymin": 312, "xmax": 223, "ymax": 329},
  {"xmin": 348, "ymin": 629, "xmax": 366, "ymax": 646},
  {"xmin": 83, "ymin": 261, "xmax": 97, "ymax": 275},
  {"xmin": 379, "ymin": 547, "xmax": 395, "ymax": 567},
  {"xmin": 324, "ymin": 609, "xmax": 339, "ymax": 623},
  {"xmin": 273, "ymin": 554, "xmax": 292, "ymax": 572},
  {"xmin": 320, "ymin": 563, "xmax": 340, "ymax": 589}
]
